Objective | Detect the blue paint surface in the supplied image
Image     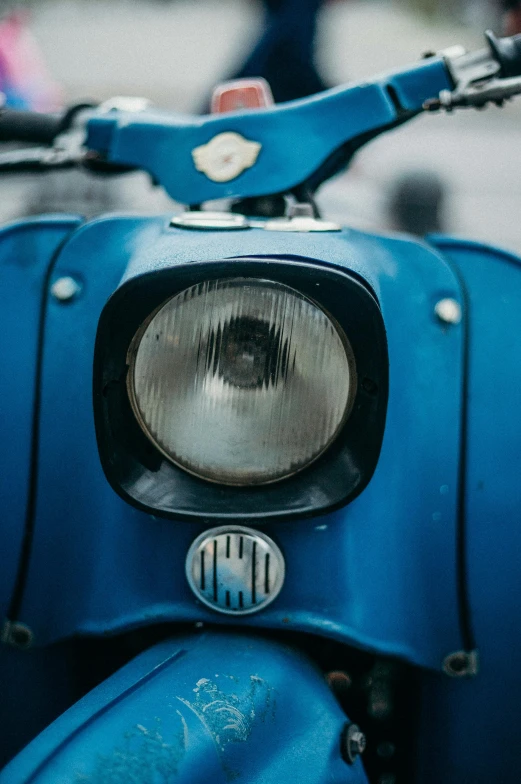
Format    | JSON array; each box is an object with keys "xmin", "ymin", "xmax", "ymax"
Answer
[
  {"xmin": 2, "ymin": 222, "xmax": 520, "ymax": 781},
  {"xmin": 0, "ymin": 215, "xmax": 81, "ymax": 622},
  {"xmin": 14, "ymin": 216, "xmax": 463, "ymax": 669},
  {"xmin": 0, "ymin": 631, "xmax": 368, "ymax": 784},
  {"xmin": 86, "ymin": 58, "xmax": 451, "ymax": 205},
  {"xmin": 411, "ymin": 236, "xmax": 521, "ymax": 783}
]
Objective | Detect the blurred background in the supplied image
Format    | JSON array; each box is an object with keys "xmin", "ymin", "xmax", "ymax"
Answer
[{"xmin": 1, "ymin": 0, "xmax": 521, "ymax": 252}]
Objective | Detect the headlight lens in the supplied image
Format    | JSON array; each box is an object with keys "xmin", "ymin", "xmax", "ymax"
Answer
[{"xmin": 128, "ymin": 277, "xmax": 355, "ymax": 485}]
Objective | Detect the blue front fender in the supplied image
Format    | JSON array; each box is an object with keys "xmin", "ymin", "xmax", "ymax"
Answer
[{"xmin": 1, "ymin": 630, "xmax": 368, "ymax": 784}]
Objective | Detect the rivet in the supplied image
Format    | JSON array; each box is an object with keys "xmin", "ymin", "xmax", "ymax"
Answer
[
  {"xmin": 434, "ymin": 298, "xmax": 461, "ymax": 325},
  {"xmin": 51, "ymin": 276, "xmax": 82, "ymax": 303}
]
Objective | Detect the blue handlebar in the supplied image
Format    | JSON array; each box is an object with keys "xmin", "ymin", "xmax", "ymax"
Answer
[{"xmin": 86, "ymin": 57, "xmax": 451, "ymax": 205}]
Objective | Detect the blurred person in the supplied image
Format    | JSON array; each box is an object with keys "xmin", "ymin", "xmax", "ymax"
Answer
[{"xmin": 232, "ymin": 0, "xmax": 329, "ymax": 103}]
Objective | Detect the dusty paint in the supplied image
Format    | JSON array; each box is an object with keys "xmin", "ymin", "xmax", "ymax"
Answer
[
  {"xmin": 176, "ymin": 674, "xmax": 276, "ymax": 781},
  {"xmin": 78, "ymin": 717, "xmax": 186, "ymax": 783},
  {"xmin": 179, "ymin": 678, "xmax": 251, "ymax": 751},
  {"xmin": 77, "ymin": 674, "xmax": 276, "ymax": 783}
]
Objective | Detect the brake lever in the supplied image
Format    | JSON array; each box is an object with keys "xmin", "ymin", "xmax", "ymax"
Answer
[
  {"xmin": 424, "ymin": 74, "xmax": 521, "ymax": 111},
  {"xmin": 424, "ymin": 30, "xmax": 521, "ymax": 112}
]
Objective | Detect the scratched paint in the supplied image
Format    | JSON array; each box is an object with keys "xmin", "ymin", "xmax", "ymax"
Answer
[
  {"xmin": 178, "ymin": 675, "xmax": 275, "ymax": 750},
  {"xmin": 74, "ymin": 674, "xmax": 276, "ymax": 782},
  {"xmin": 78, "ymin": 718, "xmax": 186, "ymax": 783},
  {"xmin": 176, "ymin": 674, "xmax": 276, "ymax": 781}
]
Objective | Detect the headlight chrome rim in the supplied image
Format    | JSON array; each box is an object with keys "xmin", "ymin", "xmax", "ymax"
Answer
[{"xmin": 127, "ymin": 277, "xmax": 357, "ymax": 487}]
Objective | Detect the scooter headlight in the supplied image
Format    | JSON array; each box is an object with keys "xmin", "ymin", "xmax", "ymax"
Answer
[
  {"xmin": 128, "ymin": 278, "xmax": 355, "ymax": 485},
  {"xmin": 94, "ymin": 256, "xmax": 388, "ymax": 522}
]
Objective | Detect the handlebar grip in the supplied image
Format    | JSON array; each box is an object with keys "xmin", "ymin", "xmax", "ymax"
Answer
[
  {"xmin": 0, "ymin": 109, "xmax": 62, "ymax": 145},
  {"xmin": 486, "ymin": 31, "xmax": 521, "ymax": 78}
]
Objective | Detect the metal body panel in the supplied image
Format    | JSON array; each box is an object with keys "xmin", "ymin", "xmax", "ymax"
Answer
[
  {"xmin": 15, "ymin": 216, "xmax": 464, "ymax": 669},
  {"xmin": 411, "ymin": 237, "xmax": 521, "ymax": 783},
  {"xmin": 0, "ymin": 631, "xmax": 368, "ymax": 784},
  {"xmin": 0, "ymin": 216, "xmax": 81, "ymax": 622},
  {"xmin": 86, "ymin": 58, "xmax": 451, "ymax": 205}
]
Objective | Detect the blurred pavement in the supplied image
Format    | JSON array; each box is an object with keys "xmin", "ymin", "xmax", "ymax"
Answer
[{"xmin": 4, "ymin": 0, "xmax": 521, "ymax": 253}]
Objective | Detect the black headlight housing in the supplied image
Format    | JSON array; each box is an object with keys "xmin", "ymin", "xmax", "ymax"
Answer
[{"xmin": 93, "ymin": 256, "xmax": 388, "ymax": 523}]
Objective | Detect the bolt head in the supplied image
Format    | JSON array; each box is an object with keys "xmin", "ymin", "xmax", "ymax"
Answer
[
  {"xmin": 434, "ymin": 298, "xmax": 462, "ymax": 325},
  {"xmin": 51, "ymin": 276, "xmax": 81, "ymax": 303},
  {"xmin": 341, "ymin": 723, "xmax": 367, "ymax": 764}
]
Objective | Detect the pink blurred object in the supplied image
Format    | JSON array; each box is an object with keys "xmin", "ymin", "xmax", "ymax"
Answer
[{"xmin": 0, "ymin": 10, "xmax": 63, "ymax": 111}]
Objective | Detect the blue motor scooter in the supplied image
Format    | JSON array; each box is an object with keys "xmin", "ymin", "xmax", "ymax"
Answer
[{"xmin": 1, "ymin": 30, "xmax": 521, "ymax": 784}]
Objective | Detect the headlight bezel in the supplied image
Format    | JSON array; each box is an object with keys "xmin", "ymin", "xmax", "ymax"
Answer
[{"xmin": 94, "ymin": 256, "xmax": 388, "ymax": 523}]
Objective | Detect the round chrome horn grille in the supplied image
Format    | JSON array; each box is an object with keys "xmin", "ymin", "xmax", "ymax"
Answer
[{"xmin": 186, "ymin": 526, "xmax": 285, "ymax": 615}]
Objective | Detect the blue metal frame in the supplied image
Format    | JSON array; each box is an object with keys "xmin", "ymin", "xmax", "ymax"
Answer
[
  {"xmin": 0, "ymin": 631, "xmax": 368, "ymax": 784},
  {"xmin": 2, "ymin": 216, "xmax": 464, "ymax": 671},
  {"xmin": 409, "ymin": 236, "xmax": 521, "ymax": 783},
  {"xmin": 0, "ymin": 216, "xmax": 81, "ymax": 623}
]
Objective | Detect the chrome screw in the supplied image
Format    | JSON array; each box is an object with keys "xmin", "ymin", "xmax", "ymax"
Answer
[
  {"xmin": 51, "ymin": 276, "xmax": 82, "ymax": 303},
  {"xmin": 434, "ymin": 297, "xmax": 462, "ymax": 325},
  {"xmin": 341, "ymin": 723, "xmax": 367, "ymax": 764}
]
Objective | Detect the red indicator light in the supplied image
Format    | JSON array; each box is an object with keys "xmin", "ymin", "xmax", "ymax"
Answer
[{"xmin": 211, "ymin": 78, "xmax": 274, "ymax": 114}]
